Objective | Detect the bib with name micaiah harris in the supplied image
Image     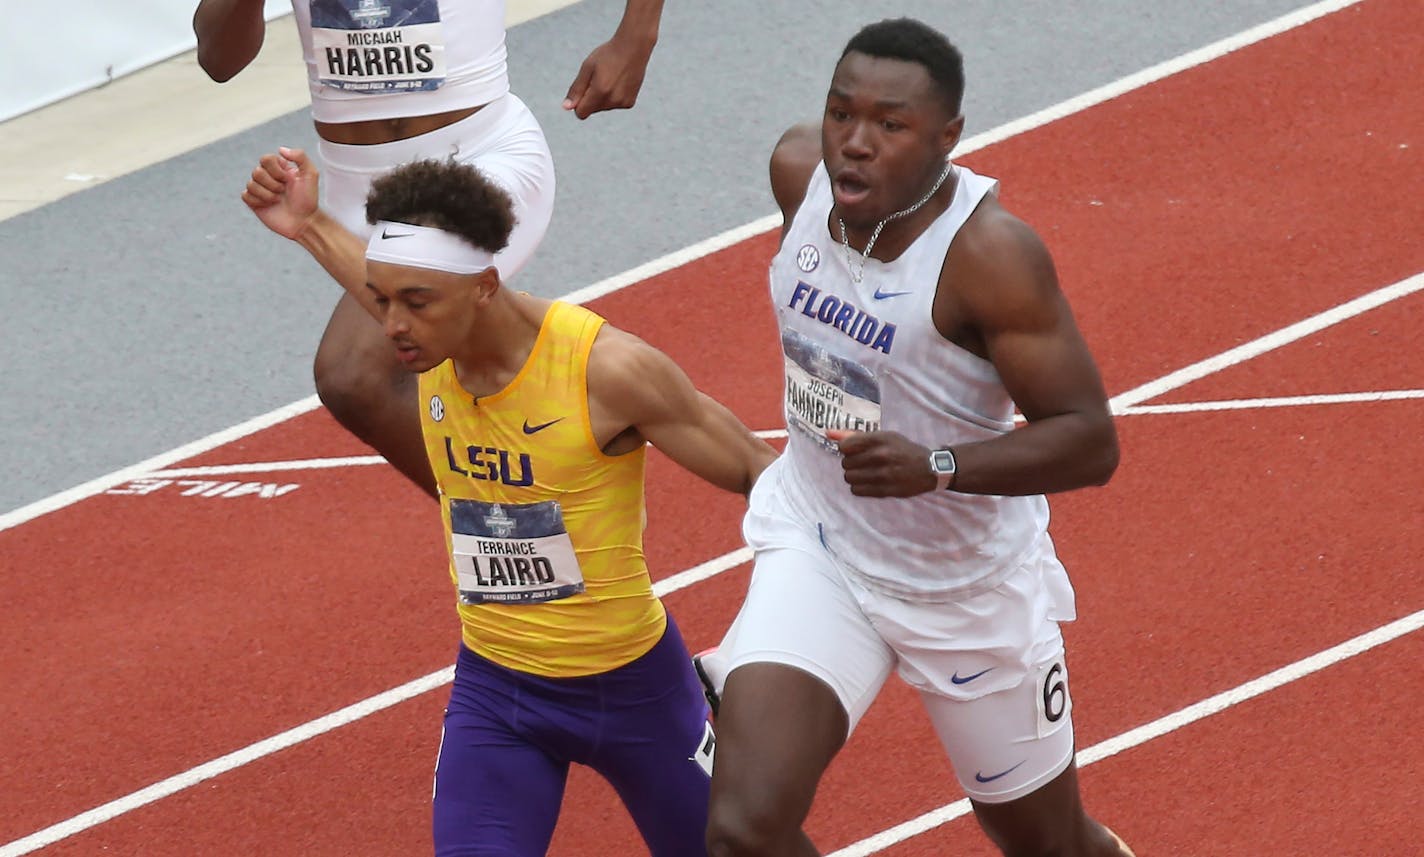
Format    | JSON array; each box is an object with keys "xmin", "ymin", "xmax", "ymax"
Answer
[{"xmin": 418, "ymin": 301, "xmax": 665, "ymax": 678}]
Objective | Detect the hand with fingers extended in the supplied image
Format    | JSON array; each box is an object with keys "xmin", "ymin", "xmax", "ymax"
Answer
[
  {"xmin": 241, "ymin": 146, "xmax": 320, "ymax": 240},
  {"xmin": 562, "ymin": 32, "xmax": 656, "ymax": 120},
  {"xmin": 825, "ymin": 429, "xmax": 938, "ymax": 498}
]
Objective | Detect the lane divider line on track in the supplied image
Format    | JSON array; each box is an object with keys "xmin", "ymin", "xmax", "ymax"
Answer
[
  {"xmin": 0, "ymin": 395, "xmax": 319, "ymax": 533},
  {"xmin": 1120, "ymin": 388, "xmax": 1424, "ymax": 416},
  {"xmin": 0, "ymin": 545, "xmax": 754, "ymax": 857},
  {"xmin": 824, "ymin": 606, "xmax": 1424, "ymax": 857},
  {"xmin": 1108, "ymin": 273, "xmax": 1424, "ymax": 410},
  {"xmin": 0, "ymin": 0, "xmax": 1366, "ymax": 533}
]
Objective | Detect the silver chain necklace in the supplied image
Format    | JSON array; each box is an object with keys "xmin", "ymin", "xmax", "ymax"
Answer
[{"xmin": 838, "ymin": 159, "xmax": 954, "ymax": 283}]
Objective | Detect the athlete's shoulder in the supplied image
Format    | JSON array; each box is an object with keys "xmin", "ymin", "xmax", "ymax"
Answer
[
  {"xmin": 586, "ymin": 324, "xmax": 660, "ymax": 389},
  {"xmin": 586, "ymin": 325, "xmax": 697, "ymax": 426},
  {"xmin": 945, "ymin": 194, "xmax": 1063, "ymax": 332},
  {"xmin": 770, "ymin": 123, "xmax": 823, "ymax": 226},
  {"xmin": 955, "ymin": 194, "xmax": 1057, "ymax": 293}
]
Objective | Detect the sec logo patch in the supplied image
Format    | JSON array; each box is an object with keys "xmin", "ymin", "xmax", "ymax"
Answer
[{"xmin": 796, "ymin": 244, "xmax": 820, "ymax": 273}]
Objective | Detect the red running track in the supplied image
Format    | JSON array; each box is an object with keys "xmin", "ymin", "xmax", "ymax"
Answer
[{"xmin": 3, "ymin": 0, "xmax": 1422, "ymax": 853}]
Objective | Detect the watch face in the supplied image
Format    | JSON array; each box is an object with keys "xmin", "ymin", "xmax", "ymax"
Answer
[{"xmin": 931, "ymin": 449, "xmax": 955, "ymax": 473}]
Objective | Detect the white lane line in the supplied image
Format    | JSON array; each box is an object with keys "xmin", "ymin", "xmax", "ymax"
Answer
[
  {"xmin": 1109, "ymin": 273, "xmax": 1424, "ymax": 410},
  {"xmin": 0, "ymin": 544, "xmax": 753, "ymax": 857},
  {"xmin": 826, "ymin": 606, "xmax": 1424, "ymax": 857},
  {"xmin": 0, "ymin": 0, "xmax": 1370, "ymax": 529},
  {"xmin": 1120, "ymin": 388, "xmax": 1424, "ymax": 416},
  {"xmin": 148, "ymin": 456, "xmax": 386, "ymax": 479},
  {"xmin": 0, "ymin": 396, "xmax": 321, "ymax": 533}
]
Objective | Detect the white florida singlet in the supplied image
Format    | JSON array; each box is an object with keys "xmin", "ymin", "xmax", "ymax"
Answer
[
  {"xmin": 293, "ymin": 0, "xmax": 510, "ymax": 122},
  {"xmin": 769, "ymin": 161, "xmax": 1052, "ymax": 600}
]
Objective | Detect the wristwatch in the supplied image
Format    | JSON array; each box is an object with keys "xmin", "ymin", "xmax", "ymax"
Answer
[{"xmin": 929, "ymin": 447, "xmax": 957, "ymax": 491}]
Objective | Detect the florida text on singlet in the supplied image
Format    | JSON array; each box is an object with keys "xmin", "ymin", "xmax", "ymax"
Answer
[
  {"xmin": 293, "ymin": 0, "xmax": 510, "ymax": 122},
  {"xmin": 768, "ymin": 161, "xmax": 1053, "ymax": 599},
  {"xmin": 418, "ymin": 301, "xmax": 664, "ymax": 677}
]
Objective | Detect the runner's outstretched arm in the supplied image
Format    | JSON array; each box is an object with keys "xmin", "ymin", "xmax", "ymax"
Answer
[{"xmin": 241, "ymin": 147, "xmax": 382, "ymax": 319}]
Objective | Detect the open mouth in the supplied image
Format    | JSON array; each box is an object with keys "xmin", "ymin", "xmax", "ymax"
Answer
[
  {"xmin": 833, "ymin": 172, "xmax": 873, "ymax": 208},
  {"xmin": 394, "ymin": 343, "xmax": 422, "ymax": 364}
]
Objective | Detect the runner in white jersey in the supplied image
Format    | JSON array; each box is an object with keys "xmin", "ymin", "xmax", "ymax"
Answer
[
  {"xmin": 699, "ymin": 18, "xmax": 1136, "ymax": 857},
  {"xmin": 194, "ymin": 0, "xmax": 664, "ymax": 497}
]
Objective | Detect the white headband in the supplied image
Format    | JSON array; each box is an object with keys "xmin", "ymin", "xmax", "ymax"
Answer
[{"xmin": 365, "ymin": 220, "xmax": 496, "ymax": 275}]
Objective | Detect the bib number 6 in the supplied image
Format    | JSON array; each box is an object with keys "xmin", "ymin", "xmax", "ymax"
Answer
[{"xmin": 1035, "ymin": 658, "xmax": 1071, "ymax": 738}]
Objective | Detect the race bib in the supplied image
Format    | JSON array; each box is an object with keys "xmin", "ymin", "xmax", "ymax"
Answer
[
  {"xmin": 1034, "ymin": 656, "xmax": 1072, "ymax": 739},
  {"xmin": 448, "ymin": 499, "xmax": 584, "ymax": 604},
  {"xmin": 781, "ymin": 328, "xmax": 882, "ymax": 451},
  {"xmin": 309, "ymin": 0, "xmax": 447, "ymax": 93}
]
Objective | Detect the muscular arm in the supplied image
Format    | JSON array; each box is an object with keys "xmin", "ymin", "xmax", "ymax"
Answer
[
  {"xmin": 193, "ymin": 0, "xmax": 267, "ymax": 82},
  {"xmin": 937, "ymin": 204, "xmax": 1118, "ymax": 495},
  {"xmin": 831, "ymin": 202, "xmax": 1117, "ymax": 498},
  {"xmin": 588, "ymin": 329, "xmax": 778, "ymax": 496}
]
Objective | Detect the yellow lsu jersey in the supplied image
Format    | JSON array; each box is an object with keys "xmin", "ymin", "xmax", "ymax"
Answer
[{"xmin": 417, "ymin": 300, "xmax": 665, "ymax": 677}]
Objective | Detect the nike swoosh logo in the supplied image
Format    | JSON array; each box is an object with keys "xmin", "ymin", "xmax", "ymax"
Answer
[
  {"xmin": 950, "ymin": 667, "xmax": 993, "ymax": 685},
  {"xmin": 381, "ymin": 228, "xmax": 414, "ymax": 239},
  {"xmin": 522, "ymin": 418, "xmax": 564, "ymax": 434},
  {"xmin": 872, "ymin": 288, "xmax": 911, "ymax": 300},
  {"xmin": 974, "ymin": 760, "xmax": 1025, "ymax": 784}
]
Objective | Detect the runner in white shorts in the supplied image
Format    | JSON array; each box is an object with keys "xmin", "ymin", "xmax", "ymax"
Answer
[
  {"xmin": 698, "ymin": 18, "xmax": 1136, "ymax": 857},
  {"xmin": 195, "ymin": 0, "xmax": 664, "ymax": 497}
]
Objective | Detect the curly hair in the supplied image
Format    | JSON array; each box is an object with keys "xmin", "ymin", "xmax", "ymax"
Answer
[
  {"xmin": 364, "ymin": 159, "xmax": 516, "ymax": 254},
  {"xmin": 842, "ymin": 18, "xmax": 965, "ymax": 117}
]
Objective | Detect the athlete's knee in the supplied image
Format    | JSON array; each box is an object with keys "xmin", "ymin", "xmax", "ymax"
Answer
[
  {"xmin": 312, "ymin": 338, "xmax": 409, "ymax": 430},
  {"xmin": 314, "ymin": 346, "xmax": 379, "ymax": 419},
  {"xmin": 704, "ymin": 794, "xmax": 797, "ymax": 857}
]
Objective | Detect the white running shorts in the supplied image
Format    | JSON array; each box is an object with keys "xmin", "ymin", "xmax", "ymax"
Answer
[
  {"xmin": 317, "ymin": 92, "xmax": 555, "ymax": 280},
  {"xmin": 716, "ymin": 464, "xmax": 1079, "ymax": 804}
]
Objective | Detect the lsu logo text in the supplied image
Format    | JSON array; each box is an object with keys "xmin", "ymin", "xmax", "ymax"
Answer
[{"xmin": 444, "ymin": 438, "xmax": 534, "ymax": 486}]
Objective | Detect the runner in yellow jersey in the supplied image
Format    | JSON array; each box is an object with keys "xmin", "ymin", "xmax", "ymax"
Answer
[{"xmin": 242, "ymin": 151, "xmax": 776, "ymax": 856}]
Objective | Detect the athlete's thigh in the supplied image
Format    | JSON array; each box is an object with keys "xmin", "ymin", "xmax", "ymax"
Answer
[
  {"xmin": 589, "ymin": 619, "xmax": 715, "ymax": 857},
  {"xmin": 713, "ymin": 544, "xmax": 895, "ymax": 831},
  {"xmin": 432, "ymin": 706, "xmax": 569, "ymax": 857},
  {"xmin": 726, "ymin": 474, "xmax": 897, "ymax": 732}
]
